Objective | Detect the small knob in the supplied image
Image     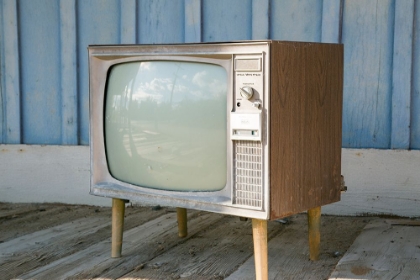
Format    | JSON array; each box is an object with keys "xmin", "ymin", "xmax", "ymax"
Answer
[
  {"xmin": 240, "ymin": 86, "xmax": 254, "ymax": 100},
  {"xmin": 252, "ymin": 100, "xmax": 262, "ymax": 109}
]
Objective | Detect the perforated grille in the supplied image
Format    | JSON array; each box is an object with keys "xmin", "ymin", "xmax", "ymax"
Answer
[{"xmin": 233, "ymin": 140, "xmax": 263, "ymax": 208}]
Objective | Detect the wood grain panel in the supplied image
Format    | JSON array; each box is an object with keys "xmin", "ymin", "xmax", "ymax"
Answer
[{"xmin": 269, "ymin": 42, "xmax": 343, "ymax": 219}]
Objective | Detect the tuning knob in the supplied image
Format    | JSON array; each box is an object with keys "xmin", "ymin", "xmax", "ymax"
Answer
[{"xmin": 240, "ymin": 86, "xmax": 254, "ymax": 100}]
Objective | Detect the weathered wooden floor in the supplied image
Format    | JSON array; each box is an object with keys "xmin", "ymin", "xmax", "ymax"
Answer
[
  {"xmin": 329, "ymin": 219, "xmax": 420, "ymax": 280},
  {"xmin": 2, "ymin": 202, "xmax": 414, "ymax": 280}
]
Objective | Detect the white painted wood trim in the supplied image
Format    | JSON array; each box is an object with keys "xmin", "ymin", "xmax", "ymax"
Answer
[
  {"xmin": 1, "ymin": 145, "xmax": 419, "ymax": 217},
  {"xmin": 323, "ymin": 148, "xmax": 420, "ymax": 217},
  {"xmin": 0, "ymin": 145, "xmax": 110, "ymax": 206}
]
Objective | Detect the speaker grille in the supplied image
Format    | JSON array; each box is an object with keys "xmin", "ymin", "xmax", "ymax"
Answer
[{"xmin": 233, "ymin": 140, "xmax": 263, "ymax": 208}]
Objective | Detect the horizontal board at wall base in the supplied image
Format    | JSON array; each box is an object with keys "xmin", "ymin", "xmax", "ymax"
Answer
[
  {"xmin": 323, "ymin": 149, "xmax": 420, "ymax": 217},
  {"xmin": 0, "ymin": 145, "xmax": 419, "ymax": 217},
  {"xmin": 0, "ymin": 145, "xmax": 109, "ymax": 207}
]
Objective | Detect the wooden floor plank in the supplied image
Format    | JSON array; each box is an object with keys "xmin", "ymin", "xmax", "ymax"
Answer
[
  {"xmin": 0, "ymin": 202, "xmax": 45, "ymax": 219},
  {"xmin": 79, "ymin": 211, "xmax": 224, "ymax": 280},
  {"xmin": 227, "ymin": 215, "xmax": 370, "ymax": 280},
  {"xmin": 0, "ymin": 204, "xmax": 104, "ymax": 242},
  {"xmin": 120, "ymin": 216, "xmax": 284, "ymax": 280},
  {"xmin": 329, "ymin": 220, "xmax": 420, "ymax": 280},
  {"xmin": 15, "ymin": 213, "xmax": 179, "ymax": 279},
  {"xmin": 1, "ymin": 205, "xmax": 164, "ymax": 280},
  {"xmin": 0, "ymin": 216, "xmax": 114, "ymax": 280},
  {"xmin": 16, "ymin": 211, "xmax": 223, "ymax": 279},
  {"xmin": 0, "ymin": 216, "xmax": 109, "ymax": 257},
  {"xmin": 0, "ymin": 204, "xmax": 379, "ymax": 279}
]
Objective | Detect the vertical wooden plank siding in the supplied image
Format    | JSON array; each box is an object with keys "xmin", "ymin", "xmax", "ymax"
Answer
[
  {"xmin": 412, "ymin": 2, "xmax": 420, "ymax": 149},
  {"xmin": 202, "ymin": 0, "xmax": 252, "ymax": 42},
  {"xmin": 270, "ymin": 0, "xmax": 322, "ymax": 42},
  {"xmin": 60, "ymin": 0, "xmax": 78, "ymax": 145},
  {"xmin": 391, "ymin": 0, "xmax": 414, "ymax": 149},
  {"xmin": 185, "ymin": 0, "xmax": 201, "ymax": 43},
  {"xmin": 0, "ymin": 0, "xmax": 419, "ymax": 150},
  {"xmin": 76, "ymin": 0, "xmax": 120, "ymax": 145},
  {"xmin": 121, "ymin": 0, "xmax": 137, "ymax": 44},
  {"xmin": 1, "ymin": 0, "xmax": 21, "ymax": 144},
  {"xmin": 341, "ymin": 0, "xmax": 394, "ymax": 148},
  {"xmin": 321, "ymin": 0, "xmax": 342, "ymax": 43},
  {"xmin": 0, "ymin": 5, "xmax": 2, "ymax": 143},
  {"xmin": 0, "ymin": 2, "xmax": 3, "ymax": 142},
  {"xmin": 252, "ymin": 0, "xmax": 270, "ymax": 40},
  {"xmin": 0, "ymin": 2, "xmax": 4, "ymax": 143},
  {"xmin": 19, "ymin": 0, "xmax": 61, "ymax": 144},
  {"xmin": 138, "ymin": 1, "xmax": 184, "ymax": 44}
]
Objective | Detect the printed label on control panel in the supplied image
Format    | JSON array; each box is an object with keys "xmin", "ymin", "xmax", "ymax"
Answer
[{"xmin": 231, "ymin": 113, "xmax": 261, "ymax": 141}]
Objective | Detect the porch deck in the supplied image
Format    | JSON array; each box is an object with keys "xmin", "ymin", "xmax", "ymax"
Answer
[{"xmin": 0, "ymin": 203, "xmax": 418, "ymax": 279}]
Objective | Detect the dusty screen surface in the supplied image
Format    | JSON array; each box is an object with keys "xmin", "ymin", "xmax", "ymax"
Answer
[{"xmin": 104, "ymin": 61, "xmax": 227, "ymax": 191}]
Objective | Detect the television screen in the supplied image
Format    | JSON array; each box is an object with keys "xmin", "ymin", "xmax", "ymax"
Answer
[{"xmin": 104, "ymin": 61, "xmax": 228, "ymax": 191}]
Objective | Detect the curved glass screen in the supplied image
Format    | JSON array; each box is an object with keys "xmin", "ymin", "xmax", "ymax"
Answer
[{"xmin": 104, "ymin": 61, "xmax": 228, "ymax": 191}]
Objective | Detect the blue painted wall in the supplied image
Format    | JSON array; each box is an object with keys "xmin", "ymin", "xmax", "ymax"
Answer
[{"xmin": 0, "ymin": 0, "xmax": 419, "ymax": 149}]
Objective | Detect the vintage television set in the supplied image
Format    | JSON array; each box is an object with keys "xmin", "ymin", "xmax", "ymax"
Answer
[{"xmin": 89, "ymin": 40, "xmax": 343, "ymax": 279}]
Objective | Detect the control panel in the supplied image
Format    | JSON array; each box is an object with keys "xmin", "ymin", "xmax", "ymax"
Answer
[{"xmin": 231, "ymin": 55, "xmax": 264, "ymax": 141}]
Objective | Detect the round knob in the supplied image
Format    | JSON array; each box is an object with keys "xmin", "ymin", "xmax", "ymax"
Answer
[
  {"xmin": 252, "ymin": 100, "xmax": 262, "ymax": 109},
  {"xmin": 240, "ymin": 86, "xmax": 254, "ymax": 100}
]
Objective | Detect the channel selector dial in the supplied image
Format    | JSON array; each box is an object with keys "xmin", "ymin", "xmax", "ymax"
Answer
[{"xmin": 239, "ymin": 86, "xmax": 254, "ymax": 100}]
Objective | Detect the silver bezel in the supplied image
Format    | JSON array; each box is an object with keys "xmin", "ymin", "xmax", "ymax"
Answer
[{"xmin": 89, "ymin": 42, "xmax": 270, "ymax": 219}]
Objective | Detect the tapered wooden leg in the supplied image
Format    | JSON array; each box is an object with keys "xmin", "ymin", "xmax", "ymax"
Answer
[
  {"xmin": 176, "ymin": 207, "xmax": 188, "ymax": 238},
  {"xmin": 307, "ymin": 206, "xmax": 321, "ymax": 261},
  {"xmin": 111, "ymin": 198, "xmax": 126, "ymax": 258},
  {"xmin": 252, "ymin": 219, "xmax": 268, "ymax": 280}
]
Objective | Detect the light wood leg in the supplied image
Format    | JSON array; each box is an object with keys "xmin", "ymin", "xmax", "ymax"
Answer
[
  {"xmin": 307, "ymin": 206, "xmax": 321, "ymax": 261},
  {"xmin": 176, "ymin": 207, "xmax": 188, "ymax": 238},
  {"xmin": 111, "ymin": 198, "xmax": 126, "ymax": 258},
  {"xmin": 252, "ymin": 219, "xmax": 268, "ymax": 280}
]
